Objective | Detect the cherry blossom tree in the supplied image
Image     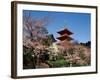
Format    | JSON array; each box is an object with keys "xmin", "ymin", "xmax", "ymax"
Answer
[{"xmin": 23, "ymin": 12, "xmax": 51, "ymax": 48}]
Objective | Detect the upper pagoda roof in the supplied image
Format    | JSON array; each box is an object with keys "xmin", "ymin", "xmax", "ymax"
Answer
[{"xmin": 57, "ymin": 28, "xmax": 73, "ymax": 35}]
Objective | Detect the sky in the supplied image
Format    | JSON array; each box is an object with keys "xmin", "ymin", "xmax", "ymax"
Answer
[{"xmin": 23, "ymin": 10, "xmax": 91, "ymax": 43}]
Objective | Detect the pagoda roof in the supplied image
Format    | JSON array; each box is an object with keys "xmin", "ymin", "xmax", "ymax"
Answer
[
  {"xmin": 57, "ymin": 34, "xmax": 73, "ymax": 41},
  {"xmin": 57, "ymin": 28, "xmax": 73, "ymax": 35},
  {"xmin": 47, "ymin": 34, "xmax": 56, "ymax": 42}
]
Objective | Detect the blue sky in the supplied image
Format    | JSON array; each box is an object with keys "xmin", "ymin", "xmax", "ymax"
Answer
[{"xmin": 23, "ymin": 10, "xmax": 91, "ymax": 43}]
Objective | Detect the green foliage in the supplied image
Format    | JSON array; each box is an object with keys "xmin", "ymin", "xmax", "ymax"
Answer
[
  {"xmin": 72, "ymin": 62, "xmax": 87, "ymax": 67},
  {"xmin": 42, "ymin": 36, "xmax": 52, "ymax": 46},
  {"xmin": 23, "ymin": 52, "xmax": 34, "ymax": 69},
  {"xmin": 48, "ymin": 59, "xmax": 70, "ymax": 67},
  {"xmin": 78, "ymin": 49, "xmax": 86, "ymax": 60},
  {"xmin": 57, "ymin": 55, "xmax": 65, "ymax": 60},
  {"xmin": 23, "ymin": 46, "xmax": 36, "ymax": 69},
  {"xmin": 40, "ymin": 27, "xmax": 48, "ymax": 34},
  {"xmin": 80, "ymin": 41, "xmax": 91, "ymax": 48},
  {"xmin": 68, "ymin": 48, "xmax": 75, "ymax": 55}
]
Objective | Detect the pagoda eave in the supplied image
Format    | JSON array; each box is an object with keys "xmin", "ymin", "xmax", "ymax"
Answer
[
  {"xmin": 57, "ymin": 28, "xmax": 73, "ymax": 35},
  {"xmin": 57, "ymin": 36, "xmax": 73, "ymax": 41}
]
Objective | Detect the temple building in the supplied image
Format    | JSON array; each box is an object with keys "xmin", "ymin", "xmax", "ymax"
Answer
[{"xmin": 56, "ymin": 28, "xmax": 74, "ymax": 49}]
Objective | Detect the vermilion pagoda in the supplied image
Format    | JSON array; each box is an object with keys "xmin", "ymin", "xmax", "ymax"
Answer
[{"xmin": 57, "ymin": 28, "xmax": 74, "ymax": 49}]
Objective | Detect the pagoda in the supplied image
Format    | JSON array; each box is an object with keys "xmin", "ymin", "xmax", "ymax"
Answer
[{"xmin": 56, "ymin": 28, "xmax": 74, "ymax": 49}]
